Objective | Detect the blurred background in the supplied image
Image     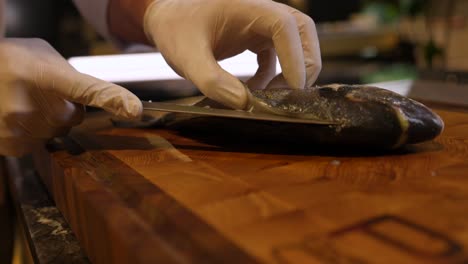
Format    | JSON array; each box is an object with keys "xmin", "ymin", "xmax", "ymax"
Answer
[{"xmin": 4, "ymin": 0, "xmax": 468, "ymax": 85}]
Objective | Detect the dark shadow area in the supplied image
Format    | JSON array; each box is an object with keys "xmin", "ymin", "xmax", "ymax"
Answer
[
  {"xmin": 0, "ymin": 159, "xmax": 14, "ymax": 264},
  {"xmin": 5, "ymin": 0, "xmax": 95, "ymax": 57},
  {"xmin": 46, "ymin": 135, "xmax": 156, "ymax": 156},
  {"xmin": 165, "ymin": 117, "xmax": 445, "ymax": 158},
  {"xmin": 47, "ymin": 127, "xmax": 444, "ymax": 158},
  {"xmin": 46, "ymin": 111, "xmax": 445, "ymax": 158}
]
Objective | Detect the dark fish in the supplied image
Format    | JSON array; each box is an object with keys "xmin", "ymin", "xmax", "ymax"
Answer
[
  {"xmin": 167, "ymin": 84, "xmax": 444, "ymax": 149},
  {"xmin": 248, "ymin": 84, "xmax": 444, "ymax": 149}
]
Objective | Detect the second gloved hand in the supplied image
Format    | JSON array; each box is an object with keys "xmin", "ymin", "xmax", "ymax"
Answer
[
  {"xmin": 143, "ymin": 0, "xmax": 322, "ymax": 110},
  {"xmin": 0, "ymin": 38, "xmax": 142, "ymax": 156}
]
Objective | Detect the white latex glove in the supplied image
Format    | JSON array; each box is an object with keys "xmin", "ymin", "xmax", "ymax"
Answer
[
  {"xmin": 0, "ymin": 38, "xmax": 142, "ymax": 156},
  {"xmin": 144, "ymin": 0, "xmax": 321, "ymax": 109}
]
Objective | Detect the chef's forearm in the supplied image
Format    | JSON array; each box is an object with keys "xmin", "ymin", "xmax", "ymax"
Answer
[
  {"xmin": 108, "ymin": 0, "xmax": 153, "ymax": 44},
  {"xmin": 73, "ymin": 0, "xmax": 113, "ymax": 40}
]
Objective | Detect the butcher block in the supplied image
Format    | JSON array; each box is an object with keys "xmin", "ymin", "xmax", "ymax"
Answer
[{"xmin": 32, "ymin": 105, "xmax": 468, "ymax": 264}]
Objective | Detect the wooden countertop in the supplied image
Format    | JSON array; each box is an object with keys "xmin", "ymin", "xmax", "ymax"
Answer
[{"xmin": 33, "ymin": 107, "xmax": 468, "ymax": 264}]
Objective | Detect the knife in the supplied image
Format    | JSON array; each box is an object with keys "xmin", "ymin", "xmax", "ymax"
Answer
[{"xmin": 143, "ymin": 101, "xmax": 336, "ymax": 125}]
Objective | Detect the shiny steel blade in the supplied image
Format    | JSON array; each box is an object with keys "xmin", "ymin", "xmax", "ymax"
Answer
[{"xmin": 143, "ymin": 101, "xmax": 336, "ymax": 125}]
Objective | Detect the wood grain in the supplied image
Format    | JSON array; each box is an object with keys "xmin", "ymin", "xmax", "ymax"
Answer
[{"xmin": 34, "ymin": 107, "xmax": 468, "ymax": 264}]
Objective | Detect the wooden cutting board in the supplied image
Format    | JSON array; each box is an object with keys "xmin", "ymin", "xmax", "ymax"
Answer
[{"xmin": 33, "ymin": 107, "xmax": 468, "ymax": 264}]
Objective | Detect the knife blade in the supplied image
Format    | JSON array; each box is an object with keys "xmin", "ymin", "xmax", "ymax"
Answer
[{"xmin": 143, "ymin": 101, "xmax": 336, "ymax": 125}]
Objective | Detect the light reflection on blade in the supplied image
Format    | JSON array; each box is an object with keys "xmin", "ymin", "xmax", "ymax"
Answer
[{"xmin": 143, "ymin": 101, "xmax": 337, "ymax": 125}]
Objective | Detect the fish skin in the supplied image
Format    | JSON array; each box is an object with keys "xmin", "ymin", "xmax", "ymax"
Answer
[
  {"xmin": 250, "ymin": 84, "xmax": 444, "ymax": 148},
  {"xmin": 167, "ymin": 84, "xmax": 444, "ymax": 149}
]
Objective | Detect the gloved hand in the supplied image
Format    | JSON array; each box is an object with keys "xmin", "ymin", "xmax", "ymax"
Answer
[
  {"xmin": 143, "ymin": 0, "xmax": 321, "ymax": 110},
  {"xmin": 0, "ymin": 38, "xmax": 142, "ymax": 156}
]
